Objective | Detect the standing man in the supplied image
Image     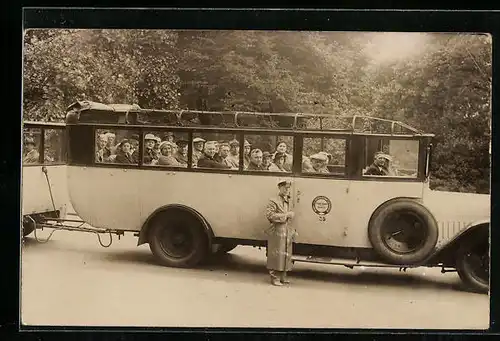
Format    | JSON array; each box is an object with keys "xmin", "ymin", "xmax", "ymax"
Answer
[{"xmin": 265, "ymin": 179, "xmax": 297, "ymax": 286}]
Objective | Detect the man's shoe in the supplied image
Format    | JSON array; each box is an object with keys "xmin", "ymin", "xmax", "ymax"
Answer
[{"xmin": 271, "ymin": 279, "xmax": 283, "ymax": 286}]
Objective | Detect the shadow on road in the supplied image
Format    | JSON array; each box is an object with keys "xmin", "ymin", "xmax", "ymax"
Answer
[{"xmin": 100, "ymin": 247, "xmax": 473, "ymax": 294}]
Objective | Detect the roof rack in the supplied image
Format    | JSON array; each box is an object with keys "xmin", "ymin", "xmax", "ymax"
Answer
[{"xmin": 67, "ymin": 101, "xmax": 432, "ymax": 136}]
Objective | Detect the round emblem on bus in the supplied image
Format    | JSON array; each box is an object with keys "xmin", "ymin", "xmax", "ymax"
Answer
[{"xmin": 312, "ymin": 196, "xmax": 332, "ymax": 215}]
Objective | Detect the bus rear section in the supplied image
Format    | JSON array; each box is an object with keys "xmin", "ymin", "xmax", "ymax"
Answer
[{"xmin": 22, "ymin": 122, "xmax": 69, "ymax": 237}]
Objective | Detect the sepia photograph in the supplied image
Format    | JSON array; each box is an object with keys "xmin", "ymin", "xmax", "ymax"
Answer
[{"xmin": 21, "ymin": 28, "xmax": 491, "ymax": 329}]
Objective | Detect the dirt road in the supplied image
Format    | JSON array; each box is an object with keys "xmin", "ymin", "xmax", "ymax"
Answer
[{"xmin": 21, "ymin": 228, "xmax": 489, "ymax": 329}]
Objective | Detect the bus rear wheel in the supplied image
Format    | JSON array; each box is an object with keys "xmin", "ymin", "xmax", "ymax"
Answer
[
  {"xmin": 368, "ymin": 199, "xmax": 439, "ymax": 265},
  {"xmin": 456, "ymin": 239, "xmax": 489, "ymax": 294},
  {"xmin": 148, "ymin": 210, "xmax": 209, "ymax": 268}
]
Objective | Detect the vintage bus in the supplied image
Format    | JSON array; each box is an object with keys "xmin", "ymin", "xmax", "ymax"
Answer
[
  {"xmin": 22, "ymin": 121, "xmax": 69, "ymax": 237},
  {"xmin": 63, "ymin": 100, "xmax": 490, "ymax": 294}
]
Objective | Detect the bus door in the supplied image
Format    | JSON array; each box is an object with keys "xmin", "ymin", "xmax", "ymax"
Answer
[{"xmin": 290, "ymin": 136, "xmax": 351, "ymax": 247}]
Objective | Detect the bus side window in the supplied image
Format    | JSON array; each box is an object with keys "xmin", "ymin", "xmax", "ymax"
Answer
[
  {"xmin": 44, "ymin": 128, "xmax": 65, "ymax": 164},
  {"xmin": 302, "ymin": 137, "xmax": 346, "ymax": 175},
  {"xmin": 23, "ymin": 128, "xmax": 42, "ymax": 165},
  {"xmin": 192, "ymin": 132, "xmax": 240, "ymax": 171},
  {"xmin": 243, "ymin": 134, "xmax": 294, "ymax": 172},
  {"xmin": 362, "ymin": 138, "xmax": 419, "ymax": 178},
  {"xmin": 95, "ymin": 129, "xmax": 139, "ymax": 165},
  {"xmin": 143, "ymin": 130, "xmax": 189, "ymax": 168}
]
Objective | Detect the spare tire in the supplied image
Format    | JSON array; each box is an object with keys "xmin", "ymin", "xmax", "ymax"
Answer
[{"xmin": 368, "ymin": 198, "xmax": 439, "ymax": 265}]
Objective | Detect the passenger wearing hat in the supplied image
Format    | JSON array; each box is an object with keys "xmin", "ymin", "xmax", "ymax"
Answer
[
  {"xmin": 103, "ymin": 132, "xmax": 117, "ymax": 160},
  {"xmin": 227, "ymin": 139, "xmax": 240, "ymax": 168},
  {"xmin": 364, "ymin": 152, "xmax": 395, "ymax": 176},
  {"xmin": 95, "ymin": 133, "xmax": 107, "ymax": 163},
  {"xmin": 192, "ymin": 137, "xmax": 206, "ymax": 167},
  {"xmin": 143, "ymin": 133, "xmax": 158, "ymax": 165},
  {"xmin": 197, "ymin": 141, "xmax": 231, "ymax": 169},
  {"xmin": 114, "ymin": 139, "xmax": 135, "ymax": 164},
  {"xmin": 265, "ymin": 179, "xmax": 297, "ymax": 286},
  {"xmin": 262, "ymin": 151, "xmax": 272, "ymax": 170},
  {"xmin": 308, "ymin": 153, "xmax": 330, "ymax": 173},
  {"xmin": 129, "ymin": 134, "xmax": 140, "ymax": 163},
  {"xmin": 163, "ymin": 131, "xmax": 175, "ymax": 143},
  {"xmin": 23, "ymin": 137, "xmax": 40, "ymax": 164},
  {"xmin": 268, "ymin": 152, "xmax": 288, "ymax": 172},
  {"xmin": 274, "ymin": 141, "xmax": 293, "ymax": 172},
  {"xmin": 174, "ymin": 139, "xmax": 189, "ymax": 167},
  {"xmin": 158, "ymin": 141, "xmax": 182, "ymax": 167}
]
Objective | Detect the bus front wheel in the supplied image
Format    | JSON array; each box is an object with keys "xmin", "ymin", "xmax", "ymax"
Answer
[
  {"xmin": 455, "ymin": 238, "xmax": 489, "ymax": 294},
  {"xmin": 148, "ymin": 210, "xmax": 209, "ymax": 268}
]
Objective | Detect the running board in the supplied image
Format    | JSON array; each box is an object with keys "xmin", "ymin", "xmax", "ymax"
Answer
[{"xmin": 292, "ymin": 255, "xmax": 418, "ymax": 269}]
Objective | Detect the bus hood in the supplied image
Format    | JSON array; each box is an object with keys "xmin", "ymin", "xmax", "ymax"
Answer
[{"xmin": 422, "ymin": 188, "xmax": 491, "ymax": 226}]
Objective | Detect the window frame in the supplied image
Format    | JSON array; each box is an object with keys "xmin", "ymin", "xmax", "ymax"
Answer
[{"xmin": 23, "ymin": 124, "xmax": 67, "ymax": 167}]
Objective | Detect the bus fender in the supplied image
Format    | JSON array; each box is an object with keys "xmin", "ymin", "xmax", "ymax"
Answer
[
  {"xmin": 427, "ymin": 219, "xmax": 490, "ymax": 264},
  {"xmin": 137, "ymin": 204, "xmax": 215, "ymax": 247}
]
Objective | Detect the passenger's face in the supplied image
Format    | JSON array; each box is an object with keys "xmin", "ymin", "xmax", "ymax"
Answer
[
  {"xmin": 107, "ymin": 136, "xmax": 115, "ymax": 146},
  {"xmin": 276, "ymin": 157, "xmax": 285, "ymax": 166},
  {"xmin": 311, "ymin": 159, "xmax": 324, "ymax": 170},
  {"xmin": 263, "ymin": 157, "xmax": 271, "ymax": 167},
  {"xmin": 98, "ymin": 136, "xmax": 107, "ymax": 148},
  {"xmin": 146, "ymin": 140, "xmax": 155, "ymax": 149},
  {"xmin": 244, "ymin": 145, "xmax": 251, "ymax": 155},
  {"xmin": 161, "ymin": 145, "xmax": 172, "ymax": 156},
  {"xmin": 194, "ymin": 142, "xmax": 204, "ymax": 151},
  {"xmin": 205, "ymin": 145, "xmax": 216, "ymax": 157},
  {"xmin": 121, "ymin": 143, "xmax": 131, "ymax": 153},
  {"xmin": 180, "ymin": 145, "xmax": 188, "ymax": 155},
  {"xmin": 375, "ymin": 157, "xmax": 386, "ymax": 167},
  {"xmin": 277, "ymin": 143, "xmax": 287, "ymax": 153},
  {"xmin": 230, "ymin": 145, "xmax": 239, "ymax": 155},
  {"xmin": 220, "ymin": 146, "xmax": 230, "ymax": 158},
  {"xmin": 25, "ymin": 143, "xmax": 35, "ymax": 152},
  {"xmin": 251, "ymin": 152, "xmax": 263, "ymax": 165}
]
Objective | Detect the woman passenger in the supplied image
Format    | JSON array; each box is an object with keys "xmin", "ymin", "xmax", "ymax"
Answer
[
  {"xmin": 274, "ymin": 141, "xmax": 293, "ymax": 171},
  {"xmin": 268, "ymin": 152, "xmax": 288, "ymax": 172},
  {"xmin": 114, "ymin": 139, "xmax": 135, "ymax": 164},
  {"xmin": 158, "ymin": 141, "xmax": 182, "ymax": 167}
]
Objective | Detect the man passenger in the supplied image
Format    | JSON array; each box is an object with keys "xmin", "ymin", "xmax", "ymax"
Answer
[
  {"xmin": 143, "ymin": 133, "xmax": 158, "ymax": 165},
  {"xmin": 227, "ymin": 139, "xmax": 240, "ymax": 167},
  {"xmin": 95, "ymin": 133, "xmax": 107, "ymax": 162},
  {"xmin": 219, "ymin": 142, "xmax": 238, "ymax": 169},
  {"xmin": 23, "ymin": 137, "xmax": 39, "ymax": 164},
  {"xmin": 308, "ymin": 153, "xmax": 330, "ymax": 173},
  {"xmin": 197, "ymin": 141, "xmax": 231, "ymax": 169},
  {"xmin": 364, "ymin": 153, "xmax": 395, "ymax": 176},
  {"xmin": 192, "ymin": 137, "xmax": 206, "ymax": 167},
  {"xmin": 247, "ymin": 149, "xmax": 265, "ymax": 170},
  {"xmin": 175, "ymin": 139, "xmax": 189, "ymax": 166},
  {"xmin": 243, "ymin": 140, "xmax": 251, "ymax": 169},
  {"xmin": 262, "ymin": 151, "xmax": 272, "ymax": 170}
]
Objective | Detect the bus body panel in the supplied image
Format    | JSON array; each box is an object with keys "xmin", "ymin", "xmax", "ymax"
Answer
[{"xmin": 22, "ymin": 165, "xmax": 69, "ymax": 217}]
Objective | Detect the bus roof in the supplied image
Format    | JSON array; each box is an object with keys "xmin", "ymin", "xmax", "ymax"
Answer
[
  {"xmin": 66, "ymin": 100, "xmax": 435, "ymax": 138},
  {"xmin": 23, "ymin": 120, "xmax": 66, "ymax": 127}
]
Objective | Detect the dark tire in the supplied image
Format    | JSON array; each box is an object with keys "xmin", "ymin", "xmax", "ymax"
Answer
[
  {"xmin": 368, "ymin": 198, "xmax": 439, "ymax": 265},
  {"xmin": 456, "ymin": 237, "xmax": 489, "ymax": 294},
  {"xmin": 213, "ymin": 242, "xmax": 238, "ymax": 255},
  {"xmin": 22, "ymin": 216, "xmax": 35, "ymax": 237},
  {"xmin": 148, "ymin": 209, "xmax": 209, "ymax": 268}
]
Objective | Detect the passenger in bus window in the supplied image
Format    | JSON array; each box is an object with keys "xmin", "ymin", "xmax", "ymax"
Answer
[
  {"xmin": 227, "ymin": 139, "xmax": 240, "ymax": 167},
  {"xmin": 104, "ymin": 132, "xmax": 117, "ymax": 160},
  {"xmin": 243, "ymin": 140, "xmax": 251, "ymax": 169},
  {"xmin": 143, "ymin": 134, "xmax": 158, "ymax": 165},
  {"xmin": 262, "ymin": 151, "xmax": 272, "ymax": 170},
  {"xmin": 114, "ymin": 139, "xmax": 135, "ymax": 164},
  {"xmin": 274, "ymin": 141, "xmax": 293, "ymax": 172},
  {"xmin": 158, "ymin": 141, "xmax": 183, "ymax": 167},
  {"xmin": 192, "ymin": 137, "xmax": 206, "ymax": 167},
  {"xmin": 268, "ymin": 152, "xmax": 287, "ymax": 172},
  {"xmin": 95, "ymin": 133, "xmax": 107, "ymax": 163},
  {"xmin": 197, "ymin": 141, "xmax": 231, "ymax": 169},
  {"xmin": 364, "ymin": 152, "xmax": 395, "ymax": 176},
  {"xmin": 162, "ymin": 132, "xmax": 175, "ymax": 143},
  {"xmin": 23, "ymin": 137, "xmax": 40, "ymax": 164},
  {"xmin": 219, "ymin": 142, "xmax": 238, "ymax": 169},
  {"xmin": 302, "ymin": 156, "xmax": 314, "ymax": 172},
  {"xmin": 307, "ymin": 153, "xmax": 330, "ymax": 173},
  {"xmin": 265, "ymin": 179, "xmax": 296, "ymax": 286},
  {"xmin": 213, "ymin": 141, "xmax": 223, "ymax": 163},
  {"xmin": 129, "ymin": 135, "xmax": 140, "ymax": 164},
  {"xmin": 174, "ymin": 139, "xmax": 189, "ymax": 166},
  {"xmin": 247, "ymin": 149, "xmax": 265, "ymax": 170}
]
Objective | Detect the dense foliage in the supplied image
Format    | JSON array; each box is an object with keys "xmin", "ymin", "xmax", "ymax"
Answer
[{"xmin": 23, "ymin": 30, "xmax": 491, "ymax": 193}]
